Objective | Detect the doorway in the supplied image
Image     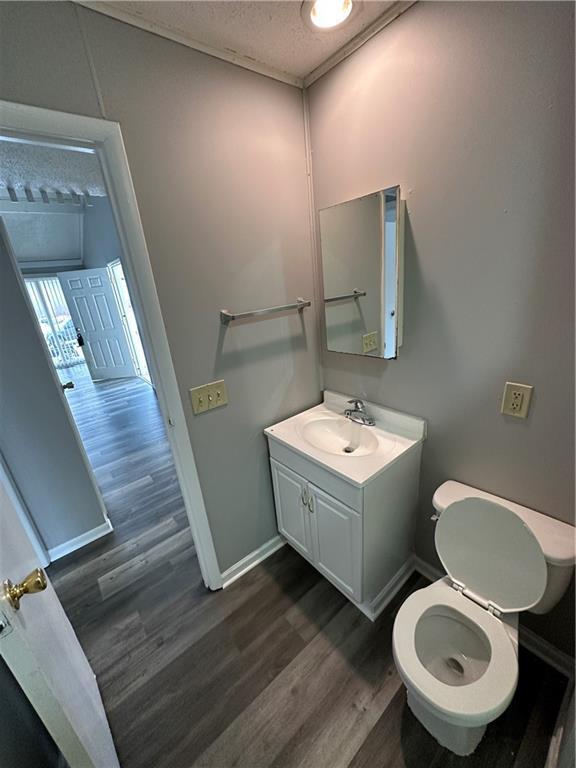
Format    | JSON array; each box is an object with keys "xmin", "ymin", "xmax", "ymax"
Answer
[
  {"xmin": 0, "ymin": 102, "xmax": 225, "ymax": 730},
  {"xmin": 0, "ymin": 137, "xmax": 201, "ymax": 594},
  {"xmin": 25, "ymin": 276, "xmax": 86, "ymax": 370}
]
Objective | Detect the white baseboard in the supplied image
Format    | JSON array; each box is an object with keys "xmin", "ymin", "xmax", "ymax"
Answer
[
  {"xmin": 366, "ymin": 558, "xmax": 416, "ymax": 621},
  {"xmin": 48, "ymin": 519, "xmax": 113, "ymax": 562},
  {"xmin": 412, "ymin": 555, "xmax": 575, "ymax": 679},
  {"xmin": 221, "ymin": 535, "xmax": 285, "ymax": 589},
  {"xmin": 412, "ymin": 554, "xmax": 442, "ymax": 582}
]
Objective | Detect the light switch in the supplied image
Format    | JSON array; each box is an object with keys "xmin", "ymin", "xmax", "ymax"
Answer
[
  {"xmin": 189, "ymin": 385, "xmax": 209, "ymax": 415},
  {"xmin": 501, "ymin": 382, "xmax": 533, "ymax": 418},
  {"xmin": 207, "ymin": 379, "xmax": 228, "ymax": 410},
  {"xmin": 189, "ymin": 380, "xmax": 228, "ymax": 415}
]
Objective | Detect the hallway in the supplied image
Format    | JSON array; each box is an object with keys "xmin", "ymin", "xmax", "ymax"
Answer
[{"xmin": 47, "ymin": 364, "xmax": 200, "ymax": 688}]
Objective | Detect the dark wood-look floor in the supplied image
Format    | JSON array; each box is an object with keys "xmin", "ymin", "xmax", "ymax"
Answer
[{"xmin": 48, "ymin": 367, "xmax": 568, "ymax": 768}]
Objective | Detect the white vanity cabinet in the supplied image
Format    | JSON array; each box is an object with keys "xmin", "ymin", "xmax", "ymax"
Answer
[
  {"xmin": 265, "ymin": 392, "xmax": 426, "ymax": 621},
  {"xmin": 271, "ymin": 460, "xmax": 362, "ymax": 601}
]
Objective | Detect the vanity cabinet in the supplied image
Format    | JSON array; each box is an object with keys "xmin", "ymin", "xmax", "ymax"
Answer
[
  {"xmin": 271, "ymin": 460, "xmax": 362, "ymax": 601},
  {"xmin": 265, "ymin": 392, "xmax": 426, "ymax": 621}
]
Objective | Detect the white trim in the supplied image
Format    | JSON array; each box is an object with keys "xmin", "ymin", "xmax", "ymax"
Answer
[
  {"xmin": 0, "ymin": 453, "xmax": 49, "ymax": 568},
  {"xmin": 365, "ymin": 557, "xmax": 416, "ymax": 621},
  {"xmin": 0, "ymin": 100, "xmax": 223, "ymax": 590},
  {"xmin": 0, "ymin": 200, "xmax": 85, "ymax": 215},
  {"xmin": 221, "ymin": 536, "xmax": 286, "ymax": 589},
  {"xmin": 412, "ymin": 555, "xmax": 575, "ymax": 679},
  {"xmin": 75, "ymin": 1, "xmax": 302, "ymax": 88},
  {"xmin": 74, "ymin": 1, "xmax": 417, "ymax": 91},
  {"xmin": 412, "ymin": 554, "xmax": 441, "ymax": 583},
  {"xmin": 20, "ymin": 260, "xmax": 84, "ymax": 272},
  {"xmin": 48, "ymin": 520, "xmax": 113, "ymax": 562},
  {"xmin": 303, "ymin": 1, "xmax": 418, "ymax": 87}
]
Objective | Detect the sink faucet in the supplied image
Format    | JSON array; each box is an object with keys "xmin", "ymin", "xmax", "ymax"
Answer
[{"xmin": 344, "ymin": 399, "xmax": 376, "ymax": 426}]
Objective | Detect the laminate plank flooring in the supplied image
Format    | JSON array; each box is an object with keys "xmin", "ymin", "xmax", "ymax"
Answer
[{"xmin": 47, "ymin": 366, "xmax": 568, "ymax": 768}]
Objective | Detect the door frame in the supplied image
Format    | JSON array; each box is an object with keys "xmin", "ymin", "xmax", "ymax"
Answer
[{"xmin": 0, "ymin": 99, "xmax": 223, "ymax": 590}]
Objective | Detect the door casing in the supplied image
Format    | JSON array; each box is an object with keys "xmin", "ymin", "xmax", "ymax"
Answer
[{"xmin": 0, "ymin": 99, "xmax": 222, "ymax": 590}]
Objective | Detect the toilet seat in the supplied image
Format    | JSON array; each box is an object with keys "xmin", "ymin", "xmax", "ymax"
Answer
[{"xmin": 393, "ymin": 579, "xmax": 519, "ymax": 727}]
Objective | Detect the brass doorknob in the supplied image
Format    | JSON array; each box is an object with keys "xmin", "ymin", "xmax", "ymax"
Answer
[{"xmin": 3, "ymin": 568, "xmax": 47, "ymax": 610}]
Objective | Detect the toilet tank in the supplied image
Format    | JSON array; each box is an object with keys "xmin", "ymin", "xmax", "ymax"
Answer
[{"xmin": 433, "ymin": 481, "xmax": 576, "ymax": 614}]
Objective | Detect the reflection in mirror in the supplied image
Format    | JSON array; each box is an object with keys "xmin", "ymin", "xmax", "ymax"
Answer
[{"xmin": 318, "ymin": 185, "xmax": 404, "ymax": 359}]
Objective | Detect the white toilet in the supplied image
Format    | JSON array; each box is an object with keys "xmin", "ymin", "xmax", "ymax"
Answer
[{"xmin": 393, "ymin": 481, "xmax": 576, "ymax": 757}]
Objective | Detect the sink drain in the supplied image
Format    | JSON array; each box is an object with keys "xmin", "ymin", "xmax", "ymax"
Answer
[
  {"xmin": 445, "ymin": 657, "xmax": 465, "ymax": 676},
  {"xmin": 343, "ymin": 445, "xmax": 355, "ymax": 453}
]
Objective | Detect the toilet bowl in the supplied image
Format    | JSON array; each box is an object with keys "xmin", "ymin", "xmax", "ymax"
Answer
[{"xmin": 393, "ymin": 483, "xmax": 576, "ymax": 756}]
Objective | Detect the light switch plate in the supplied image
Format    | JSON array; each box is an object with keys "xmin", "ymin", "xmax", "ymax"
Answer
[
  {"xmin": 189, "ymin": 380, "xmax": 228, "ymax": 415},
  {"xmin": 362, "ymin": 332, "xmax": 378, "ymax": 354},
  {"xmin": 501, "ymin": 381, "xmax": 533, "ymax": 418}
]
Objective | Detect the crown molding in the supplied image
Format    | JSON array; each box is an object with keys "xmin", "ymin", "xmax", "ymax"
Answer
[
  {"xmin": 75, "ymin": 1, "xmax": 304, "ymax": 87},
  {"xmin": 75, "ymin": 1, "xmax": 417, "ymax": 90}
]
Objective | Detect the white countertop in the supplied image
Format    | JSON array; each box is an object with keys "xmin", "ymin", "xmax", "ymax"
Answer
[{"xmin": 264, "ymin": 391, "xmax": 426, "ymax": 488}]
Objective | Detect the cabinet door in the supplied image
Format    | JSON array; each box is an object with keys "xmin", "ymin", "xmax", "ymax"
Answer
[
  {"xmin": 310, "ymin": 485, "xmax": 362, "ymax": 602},
  {"xmin": 270, "ymin": 460, "xmax": 313, "ymax": 559}
]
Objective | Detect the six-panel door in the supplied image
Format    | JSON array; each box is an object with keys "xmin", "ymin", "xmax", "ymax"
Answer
[
  {"xmin": 270, "ymin": 460, "xmax": 314, "ymax": 559},
  {"xmin": 58, "ymin": 268, "xmax": 136, "ymax": 381}
]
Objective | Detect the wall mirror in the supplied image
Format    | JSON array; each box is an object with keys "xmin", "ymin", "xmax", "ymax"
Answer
[{"xmin": 318, "ymin": 185, "xmax": 404, "ymax": 359}]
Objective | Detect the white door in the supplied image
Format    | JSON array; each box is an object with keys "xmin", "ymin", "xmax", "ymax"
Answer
[
  {"xmin": 309, "ymin": 484, "xmax": 362, "ymax": 601},
  {"xmin": 0, "ymin": 463, "xmax": 120, "ymax": 768},
  {"xmin": 270, "ymin": 460, "xmax": 314, "ymax": 559},
  {"xmin": 58, "ymin": 267, "xmax": 136, "ymax": 380}
]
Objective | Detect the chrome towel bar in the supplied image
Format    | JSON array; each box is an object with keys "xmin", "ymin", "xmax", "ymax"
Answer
[
  {"xmin": 324, "ymin": 289, "xmax": 366, "ymax": 303},
  {"xmin": 220, "ymin": 297, "xmax": 311, "ymax": 324}
]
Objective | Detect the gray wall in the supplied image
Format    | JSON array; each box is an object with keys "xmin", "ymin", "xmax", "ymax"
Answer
[
  {"xmin": 1, "ymin": 1, "xmax": 572, "ymax": 655},
  {"xmin": 308, "ymin": 1, "xmax": 574, "ymax": 653},
  {"xmin": 0, "ymin": 221, "xmax": 107, "ymax": 550},
  {"xmin": 0, "ymin": 1, "xmax": 321, "ymax": 571},
  {"xmin": 83, "ymin": 196, "xmax": 124, "ymax": 269}
]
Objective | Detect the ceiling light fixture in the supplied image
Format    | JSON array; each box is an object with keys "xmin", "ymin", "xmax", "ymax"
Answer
[{"xmin": 302, "ymin": 0, "xmax": 354, "ymax": 30}]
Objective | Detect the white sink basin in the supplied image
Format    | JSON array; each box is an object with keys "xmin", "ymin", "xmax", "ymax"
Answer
[
  {"xmin": 265, "ymin": 391, "xmax": 427, "ymax": 487},
  {"xmin": 299, "ymin": 416, "xmax": 379, "ymax": 456}
]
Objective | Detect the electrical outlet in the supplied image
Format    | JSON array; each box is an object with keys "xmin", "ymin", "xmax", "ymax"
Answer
[
  {"xmin": 362, "ymin": 331, "xmax": 378, "ymax": 354},
  {"xmin": 189, "ymin": 380, "xmax": 228, "ymax": 415},
  {"xmin": 501, "ymin": 382, "xmax": 533, "ymax": 418}
]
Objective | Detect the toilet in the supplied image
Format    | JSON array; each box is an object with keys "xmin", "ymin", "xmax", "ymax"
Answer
[{"xmin": 393, "ymin": 481, "xmax": 576, "ymax": 757}]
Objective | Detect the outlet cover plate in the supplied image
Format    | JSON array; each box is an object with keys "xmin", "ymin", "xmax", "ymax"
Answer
[
  {"xmin": 362, "ymin": 332, "xmax": 378, "ymax": 354},
  {"xmin": 501, "ymin": 381, "xmax": 533, "ymax": 418}
]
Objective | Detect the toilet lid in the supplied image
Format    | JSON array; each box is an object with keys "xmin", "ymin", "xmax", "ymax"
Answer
[{"xmin": 435, "ymin": 498, "xmax": 547, "ymax": 613}]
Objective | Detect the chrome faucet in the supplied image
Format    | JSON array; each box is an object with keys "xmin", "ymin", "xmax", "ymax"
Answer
[{"xmin": 344, "ymin": 399, "xmax": 376, "ymax": 426}]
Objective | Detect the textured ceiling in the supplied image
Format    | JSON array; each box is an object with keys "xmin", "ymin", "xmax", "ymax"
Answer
[
  {"xmin": 0, "ymin": 141, "xmax": 106, "ymax": 197},
  {"xmin": 83, "ymin": 0, "xmax": 396, "ymax": 80}
]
